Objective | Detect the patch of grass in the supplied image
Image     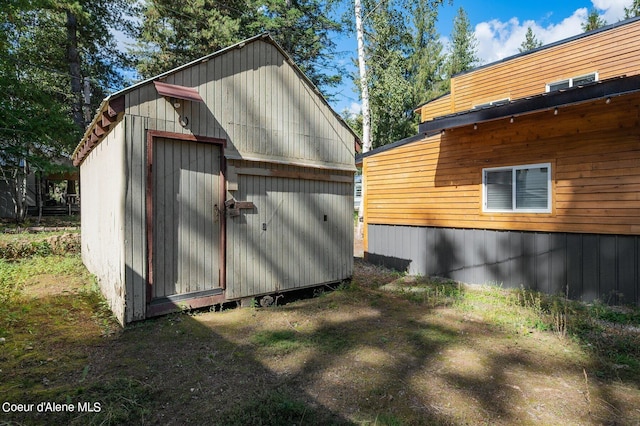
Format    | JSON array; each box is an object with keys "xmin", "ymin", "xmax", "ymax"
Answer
[
  {"xmin": 252, "ymin": 329, "xmax": 304, "ymax": 354},
  {"xmin": 219, "ymin": 389, "xmax": 350, "ymax": 426}
]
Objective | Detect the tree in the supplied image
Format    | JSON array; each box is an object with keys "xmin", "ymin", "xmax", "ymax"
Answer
[
  {"xmin": 446, "ymin": 7, "xmax": 479, "ymax": 79},
  {"xmin": 132, "ymin": 0, "xmax": 343, "ymax": 91},
  {"xmin": 582, "ymin": 8, "xmax": 607, "ymax": 32},
  {"xmin": 0, "ymin": 0, "xmax": 135, "ymax": 220},
  {"xmin": 410, "ymin": 0, "xmax": 448, "ymax": 105},
  {"xmin": 519, "ymin": 26, "xmax": 543, "ymax": 53},
  {"xmin": 624, "ymin": 0, "xmax": 640, "ymax": 18}
]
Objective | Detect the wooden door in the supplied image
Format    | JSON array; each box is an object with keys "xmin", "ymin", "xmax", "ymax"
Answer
[{"xmin": 151, "ymin": 137, "xmax": 222, "ymax": 301}]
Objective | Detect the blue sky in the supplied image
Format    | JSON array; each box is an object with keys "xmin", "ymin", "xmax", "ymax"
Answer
[{"xmin": 329, "ymin": 0, "xmax": 632, "ymax": 115}]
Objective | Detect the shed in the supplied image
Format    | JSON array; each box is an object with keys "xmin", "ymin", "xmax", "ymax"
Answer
[
  {"xmin": 72, "ymin": 34, "xmax": 358, "ymax": 324},
  {"xmin": 358, "ymin": 17, "xmax": 640, "ymax": 305}
]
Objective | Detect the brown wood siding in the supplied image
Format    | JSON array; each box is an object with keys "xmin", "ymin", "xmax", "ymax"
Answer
[
  {"xmin": 420, "ymin": 20, "xmax": 640, "ymax": 119},
  {"xmin": 420, "ymin": 94, "xmax": 452, "ymax": 122},
  {"xmin": 366, "ymin": 93, "xmax": 640, "ymax": 236}
]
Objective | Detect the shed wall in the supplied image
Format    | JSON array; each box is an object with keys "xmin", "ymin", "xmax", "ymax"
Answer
[
  {"xmin": 80, "ymin": 121, "xmax": 127, "ymax": 325},
  {"xmin": 367, "ymin": 224, "xmax": 640, "ymax": 305},
  {"xmin": 124, "ymin": 39, "xmax": 355, "ymax": 172},
  {"xmin": 226, "ymin": 161, "xmax": 354, "ymax": 299}
]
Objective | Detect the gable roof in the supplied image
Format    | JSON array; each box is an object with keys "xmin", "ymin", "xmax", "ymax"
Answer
[{"xmin": 73, "ymin": 33, "xmax": 359, "ymax": 165}]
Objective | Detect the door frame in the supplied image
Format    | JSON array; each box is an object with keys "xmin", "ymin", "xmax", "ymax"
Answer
[{"xmin": 145, "ymin": 130, "xmax": 227, "ymax": 313}]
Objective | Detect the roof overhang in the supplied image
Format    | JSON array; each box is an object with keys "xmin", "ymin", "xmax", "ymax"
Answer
[
  {"xmin": 154, "ymin": 81, "xmax": 204, "ymax": 103},
  {"xmin": 419, "ymin": 74, "xmax": 640, "ymax": 134}
]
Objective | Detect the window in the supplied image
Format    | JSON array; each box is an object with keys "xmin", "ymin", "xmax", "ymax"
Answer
[
  {"xmin": 473, "ymin": 98, "xmax": 510, "ymax": 109},
  {"xmin": 546, "ymin": 72, "xmax": 598, "ymax": 92},
  {"xmin": 483, "ymin": 163, "xmax": 551, "ymax": 213}
]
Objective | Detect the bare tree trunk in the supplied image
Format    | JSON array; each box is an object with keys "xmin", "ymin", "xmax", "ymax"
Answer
[
  {"xmin": 66, "ymin": 10, "xmax": 84, "ymax": 130},
  {"xmin": 355, "ymin": 0, "xmax": 371, "ymax": 238}
]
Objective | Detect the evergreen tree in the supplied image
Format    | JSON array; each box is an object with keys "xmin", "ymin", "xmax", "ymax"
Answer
[
  {"xmin": 446, "ymin": 7, "xmax": 479, "ymax": 79},
  {"xmin": 518, "ymin": 26, "xmax": 543, "ymax": 53},
  {"xmin": 132, "ymin": 0, "xmax": 342, "ymax": 91},
  {"xmin": 624, "ymin": 0, "xmax": 640, "ymax": 18},
  {"xmin": 410, "ymin": 0, "xmax": 447, "ymax": 105},
  {"xmin": 582, "ymin": 8, "xmax": 607, "ymax": 32},
  {"xmin": 1, "ymin": 0, "xmax": 134, "ymax": 220},
  {"xmin": 363, "ymin": 0, "xmax": 415, "ymax": 148}
]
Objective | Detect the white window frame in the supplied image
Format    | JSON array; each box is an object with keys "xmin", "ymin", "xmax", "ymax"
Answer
[
  {"xmin": 483, "ymin": 163, "xmax": 552, "ymax": 213},
  {"xmin": 546, "ymin": 72, "xmax": 598, "ymax": 92},
  {"xmin": 473, "ymin": 98, "xmax": 510, "ymax": 109}
]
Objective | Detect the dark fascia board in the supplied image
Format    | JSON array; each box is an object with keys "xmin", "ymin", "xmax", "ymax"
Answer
[{"xmin": 418, "ymin": 74, "xmax": 640, "ymax": 134}]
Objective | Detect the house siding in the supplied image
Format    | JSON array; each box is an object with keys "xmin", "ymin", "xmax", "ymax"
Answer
[
  {"xmin": 365, "ymin": 93, "xmax": 640, "ymax": 236},
  {"xmin": 419, "ymin": 18, "xmax": 640, "ymax": 119},
  {"xmin": 366, "ymin": 224, "xmax": 639, "ymax": 305}
]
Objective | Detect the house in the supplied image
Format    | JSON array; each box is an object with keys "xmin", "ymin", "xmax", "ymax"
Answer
[
  {"xmin": 358, "ymin": 17, "xmax": 640, "ymax": 305},
  {"xmin": 354, "ymin": 175, "xmax": 362, "ymax": 210},
  {"xmin": 72, "ymin": 34, "xmax": 358, "ymax": 325}
]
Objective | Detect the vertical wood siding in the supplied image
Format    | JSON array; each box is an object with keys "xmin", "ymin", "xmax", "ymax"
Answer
[
  {"xmin": 367, "ymin": 224, "xmax": 640, "ymax": 305},
  {"xmin": 152, "ymin": 137, "xmax": 222, "ymax": 299},
  {"xmin": 124, "ymin": 39, "xmax": 355, "ymax": 172},
  {"xmin": 365, "ymin": 94, "xmax": 640, "ymax": 236},
  {"xmin": 419, "ymin": 19, "xmax": 640, "ymax": 119},
  {"xmin": 80, "ymin": 121, "xmax": 127, "ymax": 325},
  {"xmin": 226, "ymin": 161, "xmax": 353, "ymax": 299},
  {"xmin": 124, "ymin": 115, "xmax": 148, "ymax": 322}
]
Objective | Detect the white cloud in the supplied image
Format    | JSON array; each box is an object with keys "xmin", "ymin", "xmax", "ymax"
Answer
[{"xmin": 472, "ymin": 0, "xmax": 629, "ymax": 65}]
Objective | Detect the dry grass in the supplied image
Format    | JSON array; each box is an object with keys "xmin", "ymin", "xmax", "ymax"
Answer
[{"xmin": 2, "ymin": 255, "xmax": 640, "ymax": 425}]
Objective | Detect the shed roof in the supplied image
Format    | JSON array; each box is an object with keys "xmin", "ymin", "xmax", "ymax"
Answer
[
  {"xmin": 72, "ymin": 33, "xmax": 360, "ymax": 166},
  {"xmin": 357, "ymin": 74, "xmax": 640, "ymax": 163}
]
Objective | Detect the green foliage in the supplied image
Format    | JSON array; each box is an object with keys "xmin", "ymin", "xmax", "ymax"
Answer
[
  {"xmin": 624, "ymin": 0, "xmax": 640, "ymax": 18},
  {"xmin": 220, "ymin": 389, "xmax": 349, "ymax": 425},
  {"xmin": 519, "ymin": 26, "xmax": 543, "ymax": 53},
  {"xmin": 447, "ymin": 6, "xmax": 479, "ymax": 78},
  {"xmin": 582, "ymin": 8, "xmax": 607, "ymax": 32},
  {"xmin": 132, "ymin": 0, "xmax": 343, "ymax": 91}
]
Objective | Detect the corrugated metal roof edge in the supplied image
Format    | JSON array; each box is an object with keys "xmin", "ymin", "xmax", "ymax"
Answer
[{"xmin": 72, "ymin": 33, "xmax": 361, "ymax": 164}]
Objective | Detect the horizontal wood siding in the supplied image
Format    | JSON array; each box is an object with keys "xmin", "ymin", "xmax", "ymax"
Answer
[
  {"xmin": 420, "ymin": 94, "xmax": 451, "ymax": 122},
  {"xmin": 226, "ymin": 161, "xmax": 353, "ymax": 299},
  {"xmin": 124, "ymin": 39, "xmax": 355, "ymax": 171},
  {"xmin": 365, "ymin": 93, "xmax": 640, "ymax": 235},
  {"xmin": 80, "ymin": 121, "xmax": 127, "ymax": 325},
  {"xmin": 420, "ymin": 19, "xmax": 640, "ymax": 118}
]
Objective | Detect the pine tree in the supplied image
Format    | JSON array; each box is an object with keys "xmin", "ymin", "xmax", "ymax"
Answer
[
  {"xmin": 582, "ymin": 8, "xmax": 607, "ymax": 32},
  {"xmin": 624, "ymin": 0, "xmax": 640, "ymax": 18},
  {"xmin": 132, "ymin": 0, "xmax": 342, "ymax": 91},
  {"xmin": 447, "ymin": 7, "xmax": 479, "ymax": 78},
  {"xmin": 519, "ymin": 26, "xmax": 543, "ymax": 53}
]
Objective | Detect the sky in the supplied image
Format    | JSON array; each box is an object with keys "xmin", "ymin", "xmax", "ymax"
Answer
[{"xmin": 330, "ymin": 0, "xmax": 632, "ymax": 116}]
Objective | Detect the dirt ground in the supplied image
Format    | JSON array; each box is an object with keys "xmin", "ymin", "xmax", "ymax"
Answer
[{"xmin": 3, "ymin": 255, "xmax": 640, "ymax": 425}]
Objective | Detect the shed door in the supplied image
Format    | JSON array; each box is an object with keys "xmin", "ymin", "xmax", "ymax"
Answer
[{"xmin": 151, "ymin": 137, "xmax": 222, "ymax": 300}]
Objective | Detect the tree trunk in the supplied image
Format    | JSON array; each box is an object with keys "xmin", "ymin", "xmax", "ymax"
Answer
[
  {"xmin": 66, "ymin": 10, "xmax": 84, "ymax": 130},
  {"xmin": 355, "ymin": 0, "xmax": 371, "ymax": 238}
]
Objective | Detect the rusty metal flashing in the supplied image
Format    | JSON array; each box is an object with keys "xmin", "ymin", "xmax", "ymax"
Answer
[{"xmin": 153, "ymin": 81, "xmax": 204, "ymax": 103}]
